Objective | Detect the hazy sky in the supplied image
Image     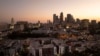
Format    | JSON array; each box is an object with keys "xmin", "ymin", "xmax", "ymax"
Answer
[{"xmin": 0, "ymin": 0, "xmax": 100, "ymax": 23}]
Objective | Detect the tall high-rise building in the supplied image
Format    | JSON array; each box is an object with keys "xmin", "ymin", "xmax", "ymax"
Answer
[
  {"xmin": 53, "ymin": 14, "xmax": 59, "ymax": 24},
  {"xmin": 60, "ymin": 12, "xmax": 63, "ymax": 23},
  {"xmin": 11, "ymin": 18, "xmax": 14, "ymax": 25},
  {"xmin": 10, "ymin": 18, "xmax": 15, "ymax": 29},
  {"xmin": 53, "ymin": 14, "xmax": 56, "ymax": 24},
  {"xmin": 65, "ymin": 14, "xmax": 75, "ymax": 23}
]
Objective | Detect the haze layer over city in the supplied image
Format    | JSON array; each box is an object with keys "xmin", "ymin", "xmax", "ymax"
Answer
[{"xmin": 0, "ymin": 0, "xmax": 100, "ymax": 23}]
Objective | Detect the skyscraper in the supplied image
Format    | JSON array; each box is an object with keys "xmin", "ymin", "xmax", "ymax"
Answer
[
  {"xmin": 11, "ymin": 18, "xmax": 14, "ymax": 26},
  {"xmin": 65, "ymin": 14, "xmax": 75, "ymax": 23},
  {"xmin": 53, "ymin": 14, "xmax": 59, "ymax": 24},
  {"xmin": 53, "ymin": 14, "xmax": 56, "ymax": 24},
  {"xmin": 60, "ymin": 12, "xmax": 63, "ymax": 23},
  {"xmin": 10, "ymin": 18, "xmax": 15, "ymax": 29}
]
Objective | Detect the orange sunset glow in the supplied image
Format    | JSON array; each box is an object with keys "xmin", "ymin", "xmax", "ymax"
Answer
[{"xmin": 0, "ymin": 0, "xmax": 100, "ymax": 23}]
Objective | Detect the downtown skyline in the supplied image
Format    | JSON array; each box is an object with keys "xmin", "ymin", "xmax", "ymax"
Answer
[{"xmin": 0, "ymin": 0, "xmax": 100, "ymax": 23}]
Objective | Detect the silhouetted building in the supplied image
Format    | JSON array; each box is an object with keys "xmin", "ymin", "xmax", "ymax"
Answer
[
  {"xmin": 10, "ymin": 18, "xmax": 15, "ymax": 29},
  {"xmin": 53, "ymin": 14, "xmax": 59, "ymax": 24},
  {"xmin": 53, "ymin": 14, "xmax": 56, "ymax": 23},
  {"xmin": 91, "ymin": 20, "xmax": 96, "ymax": 24},
  {"xmin": 80, "ymin": 19, "xmax": 89, "ymax": 29},
  {"xmin": 65, "ymin": 14, "xmax": 75, "ymax": 23},
  {"xmin": 76, "ymin": 18, "xmax": 81, "ymax": 24},
  {"xmin": 90, "ymin": 20, "xmax": 97, "ymax": 29},
  {"xmin": 98, "ymin": 22, "xmax": 100, "ymax": 29},
  {"xmin": 89, "ymin": 20, "xmax": 98, "ymax": 34},
  {"xmin": 60, "ymin": 12, "xmax": 64, "ymax": 23}
]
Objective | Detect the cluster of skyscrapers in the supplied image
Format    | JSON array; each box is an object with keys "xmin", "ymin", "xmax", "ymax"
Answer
[
  {"xmin": 53, "ymin": 12, "xmax": 100, "ymax": 31},
  {"xmin": 53, "ymin": 12, "xmax": 75, "ymax": 25},
  {"xmin": 53, "ymin": 12, "xmax": 75, "ymax": 24}
]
